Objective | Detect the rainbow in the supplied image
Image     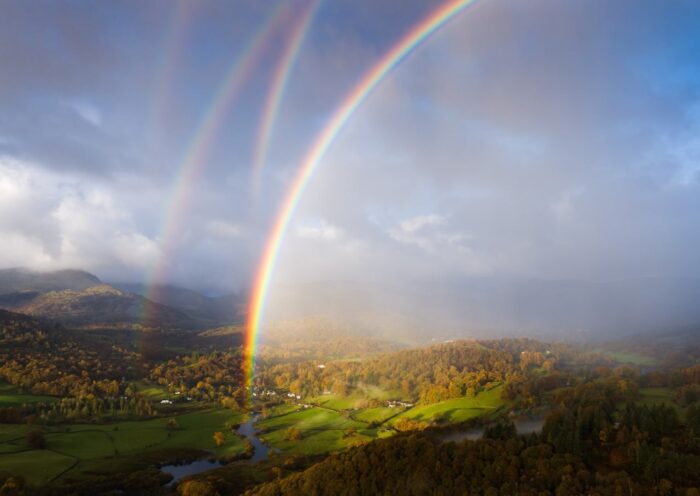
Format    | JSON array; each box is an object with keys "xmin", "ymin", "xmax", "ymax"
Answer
[
  {"xmin": 251, "ymin": 0, "xmax": 319, "ymax": 197},
  {"xmin": 143, "ymin": 5, "xmax": 287, "ymax": 323},
  {"xmin": 244, "ymin": 0, "xmax": 479, "ymax": 389},
  {"xmin": 148, "ymin": 0, "xmax": 194, "ymax": 149}
]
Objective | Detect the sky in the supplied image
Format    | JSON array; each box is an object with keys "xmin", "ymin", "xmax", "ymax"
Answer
[{"xmin": 2, "ymin": 0, "xmax": 700, "ymax": 306}]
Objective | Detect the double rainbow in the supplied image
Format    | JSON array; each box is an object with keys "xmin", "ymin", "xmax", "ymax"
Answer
[
  {"xmin": 244, "ymin": 0, "xmax": 479, "ymax": 389},
  {"xmin": 144, "ymin": 4, "xmax": 287, "ymax": 322},
  {"xmin": 251, "ymin": 0, "xmax": 320, "ymax": 197}
]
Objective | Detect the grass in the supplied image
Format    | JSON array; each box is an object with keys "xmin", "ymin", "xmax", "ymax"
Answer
[
  {"xmin": 391, "ymin": 385, "xmax": 506, "ymax": 425},
  {"xmin": 637, "ymin": 387, "xmax": 678, "ymax": 409},
  {"xmin": 264, "ymin": 428, "xmax": 373, "ymax": 455},
  {"xmin": 68, "ymin": 409, "xmax": 245, "ymax": 457},
  {"xmin": 0, "ymin": 408, "xmax": 244, "ymax": 486},
  {"xmin": 353, "ymin": 407, "xmax": 399, "ymax": 424},
  {"xmin": 133, "ymin": 381, "xmax": 170, "ymax": 401},
  {"xmin": 260, "ymin": 408, "xmax": 363, "ymax": 432},
  {"xmin": 258, "ymin": 407, "xmax": 369, "ymax": 455},
  {"xmin": 47, "ymin": 430, "xmax": 115, "ymax": 459},
  {"xmin": 259, "ymin": 386, "xmax": 506, "ymax": 455},
  {"xmin": 0, "ymin": 425, "xmax": 31, "ymax": 443},
  {"xmin": 608, "ymin": 351, "xmax": 658, "ymax": 367},
  {"xmin": 0, "ymin": 382, "xmax": 58, "ymax": 408},
  {"xmin": 309, "ymin": 386, "xmax": 405, "ymax": 411},
  {"xmin": 0, "ymin": 450, "xmax": 76, "ymax": 486}
]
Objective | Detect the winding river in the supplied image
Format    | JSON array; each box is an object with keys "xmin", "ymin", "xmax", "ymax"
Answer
[
  {"xmin": 237, "ymin": 414, "xmax": 271, "ymax": 462},
  {"xmin": 161, "ymin": 413, "xmax": 270, "ymax": 484}
]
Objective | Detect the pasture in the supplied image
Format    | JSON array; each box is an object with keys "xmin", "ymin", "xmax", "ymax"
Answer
[
  {"xmin": 0, "ymin": 408, "xmax": 244, "ymax": 486},
  {"xmin": 391, "ymin": 385, "xmax": 506, "ymax": 424},
  {"xmin": 258, "ymin": 407, "xmax": 370, "ymax": 455},
  {"xmin": 0, "ymin": 382, "xmax": 58, "ymax": 408}
]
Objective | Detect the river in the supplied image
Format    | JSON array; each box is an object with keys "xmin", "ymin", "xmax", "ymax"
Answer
[
  {"xmin": 161, "ymin": 413, "xmax": 271, "ymax": 484},
  {"xmin": 237, "ymin": 413, "xmax": 271, "ymax": 462}
]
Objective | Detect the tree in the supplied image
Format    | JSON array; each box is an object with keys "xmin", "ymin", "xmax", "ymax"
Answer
[
  {"xmin": 284, "ymin": 428, "xmax": 302, "ymax": 441},
  {"xmin": 213, "ymin": 431, "xmax": 225, "ymax": 446},
  {"xmin": 26, "ymin": 430, "xmax": 46, "ymax": 449},
  {"xmin": 0, "ymin": 475, "xmax": 26, "ymax": 496},
  {"xmin": 177, "ymin": 480, "xmax": 216, "ymax": 496}
]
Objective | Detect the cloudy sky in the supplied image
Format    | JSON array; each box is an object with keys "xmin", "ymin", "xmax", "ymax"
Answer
[{"xmin": 2, "ymin": 0, "xmax": 700, "ymax": 297}]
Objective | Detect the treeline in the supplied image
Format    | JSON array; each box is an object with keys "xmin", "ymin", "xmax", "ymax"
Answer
[
  {"xmin": 39, "ymin": 395, "xmax": 155, "ymax": 422},
  {"xmin": 247, "ymin": 433, "xmax": 695, "ymax": 496},
  {"xmin": 150, "ymin": 351, "xmax": 245, "ymax": 406},
  {"xmin": 0, "ymin": 310, "xmax": 141, "ymax": 398},
  {"xmin": 257, "ymin": 339, "xmax": 570, "ymax": 403}
]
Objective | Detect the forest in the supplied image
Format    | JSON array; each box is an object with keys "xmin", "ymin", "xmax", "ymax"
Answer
[{"xmin": 0, "ymin": 308, "xmax": 699, "ymax": 495}]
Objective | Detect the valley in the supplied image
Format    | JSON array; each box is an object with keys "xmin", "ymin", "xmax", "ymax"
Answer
[{"xmin": 0, "ymin": 270, "xmax": 699, "ymax": 495}]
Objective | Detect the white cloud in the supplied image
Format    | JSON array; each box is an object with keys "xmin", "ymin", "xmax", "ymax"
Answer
[
  {"xmin": 398, "ymin": 214, "xmax": 446, "ymax": 233},
  {"xmin": 296, "ymin": 219, "xmax": 343, "ymax": 241},
  {"xmin": 0, "ymin": 155, "xmax": 158, "ymax": 276},
  {"xmin": 387, "ymin": 214, "xmax": 468, "ymax": 254},
  {"xmin": 72, "ymin": 101, "xmax": 102, "ymax": 127},
  {"xmin": 206, "ymin": 219, "xmax": 243, "ymax": 239}
]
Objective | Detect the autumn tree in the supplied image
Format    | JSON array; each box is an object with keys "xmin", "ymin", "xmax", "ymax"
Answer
[{"xmin": 213, "ymin": 431, "xmax": 225, "ymax": 446}]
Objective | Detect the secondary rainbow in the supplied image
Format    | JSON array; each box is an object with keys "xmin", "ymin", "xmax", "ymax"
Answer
[
  {"xmin": 251, "ymin": 0, "xmax": 319, "ymax": 197},
  {"xmin": 149, "ymin": 0, "xmax": 194, "ymax": 149},
  {"xmin": 244, "ymin": 0, "xmax": 479, "ymax": 388},
  {"xmin": 143, "ymin": 5, "xmax": 287, "ymax": 323}
]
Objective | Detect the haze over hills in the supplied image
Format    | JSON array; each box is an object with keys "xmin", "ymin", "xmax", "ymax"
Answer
[
  {"xmin": 3, "ymin": 267, "xmax": 700, "ymax": 341},
  {"xmin": 265, "ymin": 277, "xmax": 700, "ymax": 342},
  {"xmin": 113, "ymin": 282, "xmax": 244, "ymax": 329},
  {"xmin": 0, "ymin": 268, "xmax": 241, "ymax": 331}
]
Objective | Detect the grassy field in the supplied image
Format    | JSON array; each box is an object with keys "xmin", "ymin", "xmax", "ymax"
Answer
[
  {"xmin": 0, "ymin": 450, "xmax": 76, "ymax": 486},
  {"xmin": 595, "ymin": 350, "xmax": 658, "ymax": 367},
  {"xmin": 637, "ymin": 387, "xmax": 678, "ymax": 409},
  {"xmin": 353, "ymin": 407, "xmax": 400, "ymax": 424},
  {"xmin": 133, "ymin": 381, "xmax": 170, "ymax": 400},
  {"xmin": 0, "ymin": 425, "xmax": 31, "ymax": 443},
  {"xmin": 391, "ymin": 385, "xmax": 506, "ymax": 425},
  {"xmin": 0, "ymin": 408, "xmax": 244, "ymax": 486},
  {"xmin": 0, "ymin": 382, "xmax": 58, "ymax": 408},
  {"xmin": 309, "ymin": 386, "xmax": 405, "ymax": 411},
  {"xmin": 258, "ymin": 407, "xmax": 369, "ymax": 455},
  {"xmin": 259, "ymin": 386, "xmax": 506, "ymax": 455}
]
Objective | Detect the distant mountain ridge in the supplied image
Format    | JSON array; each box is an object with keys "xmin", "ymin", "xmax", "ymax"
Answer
[
  {"xmin": 0, "ymin": 268, "xmax": 244, "ymax": 330},
  {"xmin": 0, "ymin": 269, "xmax": 209, "ymax": 330},
  {"xmin": 113, "ymin": 282, "xmax": 244, "ymax": 328},
  {"xmin": 14, "ymin": 283, "xmax": 193, "ymax": 329},
  {"xmin": 0, "ymin": 268, "xmax": 100, "ymax": 293}
]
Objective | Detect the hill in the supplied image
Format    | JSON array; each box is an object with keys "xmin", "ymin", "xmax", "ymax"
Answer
[
  {"xmin": 14, "ymin": 284, "xmax": 193, "ymax": 330},
  {"xmin": 0, "ymin": 268, "xmax": 100, "ymax": 294},
  {"xmin": 113, "ymin": 282, "xmax": 243, "ymax": 327}
]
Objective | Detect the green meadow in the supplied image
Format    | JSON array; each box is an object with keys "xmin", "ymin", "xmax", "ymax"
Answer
[
  {"xmin": 133, "ymin": 381, "xmax": 170, "ymax": 400},
  {"xmin": 258, "ymin": 407, "xmax": 369, "ymax": 455},
  {"xmin": 592, "ymin": 350, "xmax": 658, "ymax": 367},
  {"xmin": 0, "ymin": 382, "xmax": 58, "ymax": 408},
  {"xmin": 391, "ymin": 385, "xmax": 506, "ymax": 424},
  {"xmin": 258, "ymin": 386, "xmax": 506, "ymax": 455},
  {"xmin": 0, "ymin": 408, "xmax": 244, "ymax": 486},
  {"xmin": 634, "ymin": 387, "xmax": 686, "ymax": 414}
]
